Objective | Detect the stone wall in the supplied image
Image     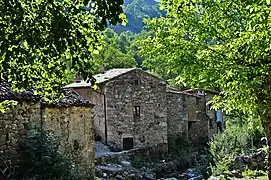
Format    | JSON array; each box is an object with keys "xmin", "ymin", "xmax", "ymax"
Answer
[
  {"xmin": 167, "ymin": 90, "xmax": 210, "ymax": 146},
  {"xmin": 207, "ymin": 108, "xmax": 218, "ymax": 139},
  {"xmin": 166, "ymin": 91, "xmax": 188, "ymax": 148},
  {"xmin": 188, "ymin": 97, "xmax": 209, "ymax": 144},
  {"xmin": 72, "ymin": 87, "xmax": 106, "ymax": 141},
  {"xmin": 105, "ymin": 70, "xmax": 168, "ymax": 151},
  {"xmin": 0, "ymin": 97, "xmax": 95, "ymax": 177},
  {"xmin": 42, "ymin": 106, "xmax": 95, "ymax": 175},
  {"xmin": 182, "ymin": 89, "xmax": 220, "ymax": 140},
  {"xmin": 0, "ymin": 100, "xmax": 41, "ymax": 165}
]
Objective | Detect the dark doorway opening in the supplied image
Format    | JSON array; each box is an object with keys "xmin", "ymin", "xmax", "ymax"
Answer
[{"xmin": 123, "ymin": 137, "xmax": 134, "ymax": 150}]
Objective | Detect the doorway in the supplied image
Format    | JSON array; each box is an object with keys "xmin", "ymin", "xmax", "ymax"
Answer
[{"xmin": 123, "ymin": 137, "xmax": 134, "ymax": 150}]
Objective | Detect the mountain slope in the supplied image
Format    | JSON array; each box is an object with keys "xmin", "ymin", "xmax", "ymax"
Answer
[{"xmin": 110, "ymin": 0, "xmax": 164, "ymax": 34}]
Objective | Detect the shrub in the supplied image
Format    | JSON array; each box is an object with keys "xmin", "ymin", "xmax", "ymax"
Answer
[
  {"xmin": 242, "ymin": 167, "xmax": 267, "ymax": 178},
  {"xmin": 12, "ymin": 128, "xmax": 93, "ymax": 180},
  {"xmin": 209, "ymin": 117, "xmax": 265, "ymax": 176}
]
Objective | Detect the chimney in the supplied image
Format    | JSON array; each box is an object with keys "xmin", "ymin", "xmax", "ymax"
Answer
[
  {"xmin": 100, "ymin": 65, "xmax": 105, "ymax": 74},
  {"xmin": 74, "ymin": 72, "xmax": 82, "ymax": 83}
]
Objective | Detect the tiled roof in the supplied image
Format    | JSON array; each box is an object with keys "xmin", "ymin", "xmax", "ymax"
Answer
[
  {"xmin": 166, "ymin": 86, "xmax": 201, "ymax": 98},
  {"xmin": 94, "ymin": 68, "xmax": 136, "ymax": 84},
  {"xmin": 41, "ymin": 89, "xmax": 94, "ymax": 108},
  {"xmin": 182, "ymin": 88, "xmax": 220, "ymax": 95},
  {"xmin": 0, "ymin": 80, "xmax": 94, "ymax": 107},
  {"xmin": 0, "ymin": 80, "xmax": 40, "ymax": 101},
  {"xmin": 64, "ymin": 68, "xmax": 136, "ymax": 88}
]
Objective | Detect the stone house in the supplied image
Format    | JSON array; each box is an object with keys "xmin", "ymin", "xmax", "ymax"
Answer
[
  {"xmin": 182, "ymin": 88, "xmax": 222, "ymax": 139},
  {"xmin": 65, "ymin": 68, "xmax": 168, "ymax": 151},
  {"xmin": 166, "ymin": 87, "xmax": 210, "ymax": 146},
  {"xmin": 0, "ymin": 80, "xmax": 95, "ymax": 176}
]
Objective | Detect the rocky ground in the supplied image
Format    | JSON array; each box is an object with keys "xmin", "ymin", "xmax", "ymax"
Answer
[
  {"xmin": 96, "ymin": 161, "xmax": 205, "ymax": 180},
  {"xmin": 208, "ymin": 176, "xmax": 267, "ymax": 180},
  {"xmin": 95, "ymin": 142, "xmax": 120, "ymax": 158},
  {"xmin": 94, "ymin": 142, "xmax": 268, "ymax": 180},
  {"xmin": 94, "ymin": 142, "xmax": 210, "ymax": 180},
  {"xmin": 208, "ymin": 148, "xmax": 268, "ymax": 180}
]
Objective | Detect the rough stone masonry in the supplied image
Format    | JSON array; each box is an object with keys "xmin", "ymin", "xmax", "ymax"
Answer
[
  {"xmin": 66, "ymin": 68, "xmax": 168, "ymax": 152},
  {"xmin": 66, "ymin": 68, "xmax": 216, "ymax": 152},
  {"xmin": 0, "ymin": 80, "xmax": 95, "ymax": 177}
]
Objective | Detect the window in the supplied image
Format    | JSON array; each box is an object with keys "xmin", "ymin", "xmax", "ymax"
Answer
[
  {"xmin": 6, "ymin": 133, "xmax": 9, "ymax": 141},
  {"xmin": 133, "ymin": 106, "xmax": 140, "ymax": 117},
  {"xmin": 73, "ymin": 140, "xmax": 79, "ymax": 150},
  {"xmin": 134, "ymin": 79, "xmax": 140, "ymax": 86}
]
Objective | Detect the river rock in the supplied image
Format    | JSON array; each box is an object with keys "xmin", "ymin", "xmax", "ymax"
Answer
[
  {"xmin": 116, "ymin": 174, "xmax": 125, "ymax": 180},
  {"xmin": 121, "ymin": 160, "xmax": 132, "ymax": 168},
  {"xmin": 143, "ymin": 170, "xmax": 156, "ymax": 180},
  {"xmin": 96, "ymin": 164, "xmax": 123, "ymax": 176},
  {"xmin": 208, "ymin": 176, "xmax": 221, "ymax": 180},
  {"xmin": 165, "ymin": 178, "xmax": 178, "ymax": 180},
  {"xmin": 230, "ymin": 149, "xmax": 267, "ymax": 172}
]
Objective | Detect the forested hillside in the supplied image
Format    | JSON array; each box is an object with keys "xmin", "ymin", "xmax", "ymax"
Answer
[{"xmin": 110, "ymin": 0, "xmax": 164, "ymax": 33}]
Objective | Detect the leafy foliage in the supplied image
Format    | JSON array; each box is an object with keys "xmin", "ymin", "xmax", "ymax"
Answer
[
  {"xmin": 0, "ymin": 100, "xmax": 18, "ymax": 113},
  {"xmin": 209, "ymin": 117, "xmax": 265, "ymax": 176},
  {"xmin": 140, "ymin": 0, "xmax": 271, "ymax": 117},
  {"xmin": 93, "ymin": 29, "xmax": 138, "ymax": 72},
  {"xmin": 14, "ymin": 129, "xmax": 91, "ymax": 180},
  {"xmin": 0, "ymin": 0, "xmax": 125, "ymax": 100},
  {"xmin": 242, "ymin": 167, "xmax": 267, "ymax": 178},
  {"xmin": 93, "ymin": 28, "xmax": 158, "ymax": 71},
  {"xmin": 110, "ymin": 0, "xmax": 165, "ymax": 33}
]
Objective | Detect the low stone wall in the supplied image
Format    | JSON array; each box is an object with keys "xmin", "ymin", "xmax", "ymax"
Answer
[
  {"xmin": 0, "ymin": 100, "xmax": 41, "ymax": 165},
  {"xmin": 42, "ymin": 106, "xmax": 95, "ymax": 175},
  {"xmin": 0, "ymin": 99, "xmax": 95, "ymax": 177}
]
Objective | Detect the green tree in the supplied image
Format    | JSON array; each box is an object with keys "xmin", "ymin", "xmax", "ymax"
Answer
[
  {"xmin": 110, "ymin": 0, "xmax": 165, "ymax": 33},
  {"xmin": 0, "ymin": 0, "xmax": 124, "ymax": 100},
  {"xmin": 140, "ymin": 0, "xmax": 271, "ymax": 176},
  {"xmin": 93, "ymin": 29, "xmax": 137, "ymax": 72}
]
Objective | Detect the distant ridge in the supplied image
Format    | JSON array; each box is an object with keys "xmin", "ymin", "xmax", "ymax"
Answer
[{"xmin": 110, "ymin": 0, "xmax": 165, "ymax": 34}]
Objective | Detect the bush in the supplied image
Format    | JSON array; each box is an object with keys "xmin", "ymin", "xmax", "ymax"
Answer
[
  {"xmin": 209, "ymin": 117, "xmax": 265, "ymax": 176},
  {"xmin": 12, "ymin": 128, "xmax": 93, "ymax": 180},
  {"xmin": 242, "ymin": 167, "xmax": 267, "ymax": 178}
]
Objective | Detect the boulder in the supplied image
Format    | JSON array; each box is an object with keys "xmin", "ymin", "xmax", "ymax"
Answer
[
  {"xmin": 121, "ymin": 160, "xmax": 132, "ymax": 168},
  {"xmin": 143, "ymin": 170, "xmax": 156, "ymax": 180}
]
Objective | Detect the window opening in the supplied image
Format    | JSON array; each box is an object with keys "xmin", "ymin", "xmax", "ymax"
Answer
[
  {"xmin": 123, "ymin": 137, "xmax": 134, "ymax": 150},
  {"xmin": 133, "ymin": 106, "xmax": 140, "ymax": 117},
  {"xmin": 134, "ymin": 79, "xmax": 140, "ymax": 86}
]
